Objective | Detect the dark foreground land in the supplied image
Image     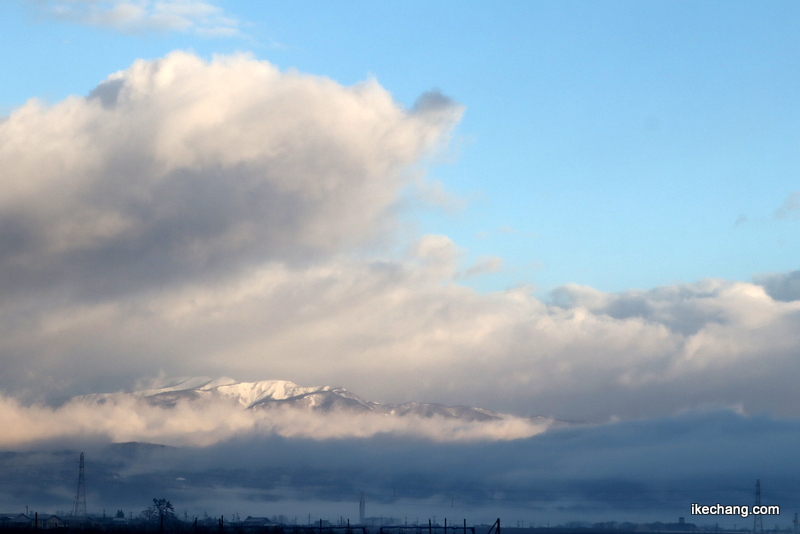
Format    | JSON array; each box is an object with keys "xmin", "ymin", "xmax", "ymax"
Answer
[{"xmin": 0, "ymin": 524, "xmax": 762, "ymax": 534}]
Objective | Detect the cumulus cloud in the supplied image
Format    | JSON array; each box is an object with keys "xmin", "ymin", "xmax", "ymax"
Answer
[
  {"xmin": 29, "ymin": 0, "xmax": 241, "ymax": 36},
  {"xmin": 0, "ymin": 51, "xmax": 461, "ymax": 303},
  {"xmin": 754, "ymin": 269, "xmax": 800, "ymax": 302}
]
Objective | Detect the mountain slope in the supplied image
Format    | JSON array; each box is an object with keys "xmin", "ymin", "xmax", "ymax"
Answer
[{"xmin": 78, "ymin": 377, "xmax": 539, "ymax": 423}]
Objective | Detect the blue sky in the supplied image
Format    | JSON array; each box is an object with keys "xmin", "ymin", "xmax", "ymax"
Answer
[{"xmin": 4, "ymin": 0, "xmax": 799, "ymax": 295}]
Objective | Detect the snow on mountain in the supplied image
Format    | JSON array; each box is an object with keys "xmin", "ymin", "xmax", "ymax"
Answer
[
  {"xmin": 33, "ymin": 378, "xmax": 561, "ymax": 445},
  {"xmin": 75, "ymin": 377, "xmax": 546, "ymax": 424},
  {"xmin": 214, "ymin": 380, "xmax": 345, "ymax": 407},
  {"xmin": 150, "ymin": 378, "xmax": 494, "ymax": 419},
  {"xmin": 128, "ymin": 378, "xmax": 353, "ymax": 410},
  {"xmin": 136, "ymin": 376, "xmax": 237, "ymax": 396}
]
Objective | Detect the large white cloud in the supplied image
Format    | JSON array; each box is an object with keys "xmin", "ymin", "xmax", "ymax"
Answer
[{"xmin": 0, "ymin": 51, "xmax": 461, "ymax": 302}]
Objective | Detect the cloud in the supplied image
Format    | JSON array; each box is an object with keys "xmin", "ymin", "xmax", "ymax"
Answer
[
  {"xmin": 0, "ymin": 51, "xmax": 461, "ymax": 303},
  {"xmin": 0, "ymin": 391, "xmax": 550, "ymax": 449},
  {"xmin": 753, "ymin": 269, "xmax": 800, "ymax": 302},
  {"xmin": 29, "ymin": 0, "xmax": 241, "ymax": 36},
  {"xmin": 773, "ymin": 191, "xmax": 800, "ymax": 219},
  {"xmin": 4, "ymin": 240, "xmax": 800, "ymax": 422},
  {"xmin": 459, "ymin": 256, "xmax": 504, "ymax": 278}
]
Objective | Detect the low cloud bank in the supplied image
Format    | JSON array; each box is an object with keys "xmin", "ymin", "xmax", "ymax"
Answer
[
  {"xmin": 3, "ymin": 409, "xmax": 798, "ymax": 525},
  {"xmin": 0, "ymin": 392, "xmax": 550, "ymax": 448}
]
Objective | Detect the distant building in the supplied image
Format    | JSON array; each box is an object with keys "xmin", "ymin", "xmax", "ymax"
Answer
[
  {"xmin": 0, "ymin": 514, "xmax": 28, "ymax": 528},
  {"xmin": 0, "ymin": 514, "xmax": 66, "ymax": 530},
  {"xmin": 8, "ymin": 514, "xmax": 34, "ymax": 528},
  {"xmin": 363, "ymin": 517, "xmax": 402, "ymax": 527},
  {"xmin": 243, "ymin": 517, "xmax": 277, "ymax": 530},
  {"xmin": 39, "ymin": 514, "xmax": 67, "ymax": 529}
]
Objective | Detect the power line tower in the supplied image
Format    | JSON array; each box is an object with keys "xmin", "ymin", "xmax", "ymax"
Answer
[
  {"xmin": 72, "ymin": 452, "xmax": 87, "ymax": 517},
  {"xmin": 753, "ymin": 479, "xmax": 763, "ymax": 534},
  {"xmin": 359, "ymin": 493, "xmax": 365, "ymax": 524}
]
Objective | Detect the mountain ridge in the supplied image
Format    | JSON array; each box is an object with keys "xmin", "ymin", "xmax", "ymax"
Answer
[{"xmin": 74, "ymin": 377, "xmax": 554, "ymax": 425}]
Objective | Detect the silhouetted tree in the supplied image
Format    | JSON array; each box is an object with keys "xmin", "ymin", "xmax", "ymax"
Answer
[
  {"xmin": 141, "ymin": 498, "xmax": 175, "ymax": 522},
  {"xmin": 152, "ymin": 499, "xmax": 175, "ymax": 518}
]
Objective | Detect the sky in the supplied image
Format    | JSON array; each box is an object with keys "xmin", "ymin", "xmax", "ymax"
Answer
[{"xmin": 1, "ymin": 0, "xmax": 800, "ymax": 523}]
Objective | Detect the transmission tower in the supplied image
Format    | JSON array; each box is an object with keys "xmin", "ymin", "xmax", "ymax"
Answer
[
  {"xmin": 753, "ymin": 479, "xmax": 763, "ymax": 534},
  {"xmin": 72, "ymin": 452, "xmax": 87, "ymax": 517},
  {"xmin": 359, "ymin": 493, "xmax": 365, "ymax": 524}
]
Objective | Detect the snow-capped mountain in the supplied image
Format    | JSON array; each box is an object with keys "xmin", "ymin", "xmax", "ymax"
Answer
[
  {"xmin": 78, "ymin": 377, "xmax": 550, "ymax": 424},
  {"xmin": 40, "ymin": 377, "xmax": 562, "ymax": 444}
]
